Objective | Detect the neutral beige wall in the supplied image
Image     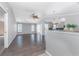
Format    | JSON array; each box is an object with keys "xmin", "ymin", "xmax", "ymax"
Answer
[{"xmin": 0, "ymin": 21, "xmax": 4, "ymax": 35}]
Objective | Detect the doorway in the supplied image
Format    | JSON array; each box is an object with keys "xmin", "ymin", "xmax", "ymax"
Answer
[{"xmin": 0, "ymin": 6, "xmax": 7, "ymax": 54}]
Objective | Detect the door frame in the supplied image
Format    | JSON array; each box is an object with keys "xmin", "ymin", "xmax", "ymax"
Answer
[{"xmin": 0, "ymin": 4, "xmax": 8, "ymax": 48}]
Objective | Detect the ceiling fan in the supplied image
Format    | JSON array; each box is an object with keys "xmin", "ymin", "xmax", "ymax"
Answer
[{"xmin": 32, "ymin": 13, "xmax": 39, "ymax": 19}]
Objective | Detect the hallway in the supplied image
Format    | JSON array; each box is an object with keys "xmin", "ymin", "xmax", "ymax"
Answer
[{"xmin": 0, "ymin": 34, "xmax": 45, "ymax": 56}]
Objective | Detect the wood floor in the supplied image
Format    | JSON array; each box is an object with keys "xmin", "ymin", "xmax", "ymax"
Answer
[{"xmin": 0, "ymin": 34, "xmax": 46, "ymax": 56}]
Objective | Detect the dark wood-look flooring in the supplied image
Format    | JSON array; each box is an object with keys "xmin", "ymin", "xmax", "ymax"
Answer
[{"xmin": 0, "ymin": 34, "xmax": 46, "ymax": 56}]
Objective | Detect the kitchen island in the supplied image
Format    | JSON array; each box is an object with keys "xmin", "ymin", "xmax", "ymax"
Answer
[{"xmin": 45, "ymin": 31, "xmax": 79, "ymax": 56}]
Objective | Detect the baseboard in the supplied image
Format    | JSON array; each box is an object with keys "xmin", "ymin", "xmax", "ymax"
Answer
[
  {"xmin": 45, "ymin": 51, "xmax": 52, "ymax": 56},
  {"xmin": 7, "ymin": 34, "xmax": 17, "ymax": 48},
  {"xmin": 0, "ymin": 48, "xmax": 5, "ymax": 55}
]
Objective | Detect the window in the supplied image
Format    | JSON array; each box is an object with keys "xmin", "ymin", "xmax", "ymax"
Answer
[
  {"xmin": 17, "ymin": 24, "xmax": 22, "ymax": 32},
  {"xmin": 31, "ymin": 24, "xmax": 35, "ymax": 32},
  {"xmin": 36, "ymin": 24, "xmax": 42, "ymax": 34}
]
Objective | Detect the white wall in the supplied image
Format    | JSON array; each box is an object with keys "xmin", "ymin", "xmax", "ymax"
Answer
[
  {"xmin": 63, "ymin": 14, "xmax": 79, "ymax": 25},
  {"xmin": 0, "ymin": 2, "xmax": 16, "ymax": 48},
  {"xmin": 22, "ymin": 23, "xmax": 32, "ymax": 34},
  {"xmin": 17, "ymin": 23, "xmax": 43, "ymax": 34},
  {"xmin": 17, "ymin": 23, "xmax": 35, "ymax": 34},
  {"xmin": 43, "ymin": 13, "xmax": 79, "ymax": 25},
  {"xmin": 61, "ymin": 13, "xmax": 79, "ymax": 30}
]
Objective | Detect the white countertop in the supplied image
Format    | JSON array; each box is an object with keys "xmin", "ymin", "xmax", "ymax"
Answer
[{"xmin": 47, "ymin": 30, "xmax": 79, "ymax": 36}]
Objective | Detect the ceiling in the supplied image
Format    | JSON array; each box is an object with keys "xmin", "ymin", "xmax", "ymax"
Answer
[{"xmin": 8, "ymin": 2, "xmax": 79, "ymax": 23}]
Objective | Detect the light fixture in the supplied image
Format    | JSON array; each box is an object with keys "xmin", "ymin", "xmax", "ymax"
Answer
[
  {"xmin": 32, "ymin": 13, "xmax": 39, "ymax": 19},
  {"xmin": 60, "ymin": 18, "xmax": 66, "ymax": 22},
  {"xmin": 52, "ymin": 10, "xmax": 58, "ymax": 23}
]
